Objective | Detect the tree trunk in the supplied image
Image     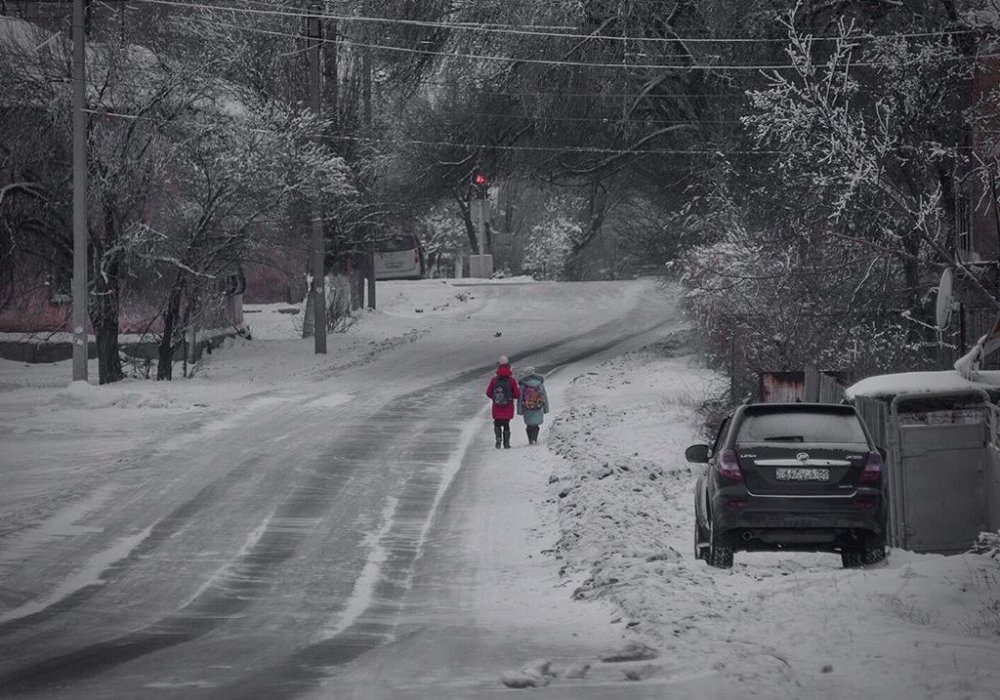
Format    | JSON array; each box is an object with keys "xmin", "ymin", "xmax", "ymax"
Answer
[
  {"xmin": 455, "ymin": 194, "xmax": 478, "ymax": 253},
  {"xmin": 182, "ymin": 296, "xmax": 197, "ymax": 376},
  {"xmin": 89, "ymin": 202, "xmax": 126, "ymax": 384},
  {"xmin": 353, "ymin": 256, "xmax": 365, "ymax": 310},
  {"xmin": 566, "ymin": 179, "xmax": 608, "ymax": 280},
  {"xmin": 156, "ymin": 275, "xmax": 185, "ymax": 380},
  {"xmin": 91, "ymin": 263, "xmax": 123, "ymax": 385}
]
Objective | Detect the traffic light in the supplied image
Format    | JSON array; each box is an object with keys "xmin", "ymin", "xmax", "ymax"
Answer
[{"xmin": 471, "ymin": 171, "xmax": 488, "ymax": 198}]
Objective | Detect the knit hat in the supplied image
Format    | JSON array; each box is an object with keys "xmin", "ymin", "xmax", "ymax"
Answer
[{"xmin": 498, "ymin": 355, "xmax": 509, "ymax": 366}]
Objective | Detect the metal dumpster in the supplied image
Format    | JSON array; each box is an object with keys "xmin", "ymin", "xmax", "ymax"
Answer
[{"xmin": 852, "ymin": 388, "xmax": 1000, "ymax": 554}]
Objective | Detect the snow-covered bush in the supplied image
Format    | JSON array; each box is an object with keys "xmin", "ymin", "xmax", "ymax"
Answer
[
  {"xmin": 970, "ymin": 532, "xmax": 1000, "ymax": 560},
  {"xmin": 420, "ymin": 204, "xmax": 469, "ymax": 278},
  {"xmin": 679, "ymin": 224, "xmax": 934, "ymax": 401},
  {"xmin": 522, "ymin": 195, "xmax": 582, "ymax": 281},
  {"xmin": 326, "ymin": 275, "xmax": 356, "ymax": 333}
]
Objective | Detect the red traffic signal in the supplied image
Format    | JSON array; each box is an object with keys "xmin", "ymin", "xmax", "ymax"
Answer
[{"xmin": 471, "ymin": 171, "xmax": 488, "ymax": 198}]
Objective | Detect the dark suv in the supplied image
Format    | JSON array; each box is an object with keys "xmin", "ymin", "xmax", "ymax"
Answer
[{"xmin": 686, "ymin": 402, "xmax": 887, "ymax": 569}]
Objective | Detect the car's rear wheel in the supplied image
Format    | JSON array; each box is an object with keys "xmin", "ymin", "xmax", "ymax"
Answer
[
  {"xmin": 862, "ymin": 537, "xmax": 886, "ymax": 565},
  {"xmin": 694, "ymin": 520, "xmax": 708, "ymax": 561},
  {"xmin": 841, "ymin": 547, "xmax": 863, "ymax": 568},
  {"xmin": 707, "ymin": 521, "xmax": 733, "ymax": 569}
]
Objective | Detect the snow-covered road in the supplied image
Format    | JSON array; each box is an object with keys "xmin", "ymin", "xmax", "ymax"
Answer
[{"xmin": 0, "ymin": 279, "xmax": 683, "ymax": 697}]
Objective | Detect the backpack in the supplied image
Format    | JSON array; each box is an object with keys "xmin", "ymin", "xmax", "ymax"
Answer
[
  {"xmin": 522, "ymin": 384, "xmax": 544, "ymax": 411},
  {"xmin": 492, "ymin": 376, "xmax": 512, "ymax": 407}
]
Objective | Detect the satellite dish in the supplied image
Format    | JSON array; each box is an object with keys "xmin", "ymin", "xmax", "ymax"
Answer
[{"xmin": 935, "ymin": 267, "xmax": 954, "ymax": 330}]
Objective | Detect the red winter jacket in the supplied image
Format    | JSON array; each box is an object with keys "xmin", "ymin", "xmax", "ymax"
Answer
[{"xmin": 485, "ymin": 364, "xmax": 520, "ymax": 420}]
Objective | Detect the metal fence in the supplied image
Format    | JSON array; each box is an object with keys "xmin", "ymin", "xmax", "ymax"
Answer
[{"xmin": 803, "ymin": 367, "xmax": 847, "ymax": 404}]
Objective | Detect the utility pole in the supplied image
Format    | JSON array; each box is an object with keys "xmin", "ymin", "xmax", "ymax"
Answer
[
  {"xmin": 366, "ymin": 240, "xmax": 375, "ymax": 310},
  {"xmin": 324, "ymin": 18, "xmax": 338, "ymax": 129},
  {"xmin": 475, "ymin": 198, "xmax": 486, "ymax": 254},
  {"xmin": 362, "ymin": 47, "xmax": 372, "ymax": 128},
  {"xmin": 71, "ymin": 0, "xmax": 88, "ymax": 381},
  {"xmin": 306, "ymin": 6, "xmax": 326, "ymax": 353},
  {"xmin": 469, "ymin": 172, "xmax": 493, "ymax": 278}
]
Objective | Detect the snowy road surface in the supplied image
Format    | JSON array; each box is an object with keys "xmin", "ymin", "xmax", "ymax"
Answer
[
  {"xmin": 1, "ymin": 279, "xmax": 999, "ymax": 699},
  {"xmin": 0, "ymin": 280, "xmax": 679, "ymax": 697}
]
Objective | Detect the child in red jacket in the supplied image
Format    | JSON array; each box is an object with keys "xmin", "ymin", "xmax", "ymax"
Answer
[{"xmin": 485, "ymin": 355, "xmax": 520, "ymax": 449}]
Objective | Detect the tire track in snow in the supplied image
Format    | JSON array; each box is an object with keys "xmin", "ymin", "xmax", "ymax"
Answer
[{"xmin": 205, "ymin": 388, "xmax": 486, "ymax": 699}]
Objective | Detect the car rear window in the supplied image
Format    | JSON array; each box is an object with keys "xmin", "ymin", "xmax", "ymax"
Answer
[
  {"xmin": 377, "ymin": 236, "xmax": 420, "ymax": 253},
  {"xmin": 736, "ymin": 411, "xmax": 868, "ymax": 444}
]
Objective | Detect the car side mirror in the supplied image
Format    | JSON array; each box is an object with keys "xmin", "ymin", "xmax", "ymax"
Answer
[{"xmin": 685, "ymin": 444, "xmax": 710, "ymax": 463}]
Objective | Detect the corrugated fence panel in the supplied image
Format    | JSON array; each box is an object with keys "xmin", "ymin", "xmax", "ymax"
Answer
[{"xmin": 804, "ymin": 367, "xmax": 847, "ymax": 404}]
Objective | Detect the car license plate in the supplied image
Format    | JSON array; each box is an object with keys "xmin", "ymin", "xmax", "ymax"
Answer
[{"xmin": 775, "ymin": 467, "xmax": 830, "ymax": 481}]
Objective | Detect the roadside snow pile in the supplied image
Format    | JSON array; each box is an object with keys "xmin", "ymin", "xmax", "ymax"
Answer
[
  {"xmin": 545, "ymin": 335, "xmax": 722, "ymax": 639},
  {"xmin": 53, "ymin": 381, "xmax": 176, "ymax": 410}
]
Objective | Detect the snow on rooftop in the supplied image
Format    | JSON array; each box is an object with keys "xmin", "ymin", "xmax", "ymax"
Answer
[{"xmin": 845, "ymin": 369, "xmax": 1000, "ymax": 400}]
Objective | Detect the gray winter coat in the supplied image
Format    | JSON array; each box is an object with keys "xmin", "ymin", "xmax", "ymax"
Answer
[{"xmin": 516, "ymin": 374, "xmax": 549, "ymax": 426}]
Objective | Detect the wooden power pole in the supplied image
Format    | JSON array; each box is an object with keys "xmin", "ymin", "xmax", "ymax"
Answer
[
  {"xmin": 306, "ymin": 6, "xmax": 326, "ymax": 353},
  {"xmin": 72, "ymin": 0, "xmax": 88, "ymax": 381}
]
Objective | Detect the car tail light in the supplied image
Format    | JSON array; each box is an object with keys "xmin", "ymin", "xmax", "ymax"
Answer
[
  {"xmin": 727, "ymin": 499, "xmax": 748, "ymax": 508},
  {"xmin": 859, "ymin": 450, "xmax": 882, "ymax": 483},
  {"xmin": 854, "ymin": 495, "xmax": 877, "ymax": 509},
  {"xmin": 717, "ymin": 448, "xmax": 743, "ymax": 481}
]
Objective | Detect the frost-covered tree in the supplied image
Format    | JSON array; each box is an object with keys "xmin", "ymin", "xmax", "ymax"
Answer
[
  {"xmin": 0, "ymin": 17, "xmax": 224, "ymax": 383},
  {"xmin": 419, "ymin": 203, "xmax": 468, "ymax": 277},
  {"xmin": 148, "ymin": 105, "xmax": 357, "ymax": 379},
  {"xmin": 678, "ymin": 2, "xmax": 992, "ymax": 394},
  {"xmin": 743, "ymin": 13, "xmax": 983, "ymax": 314},
  {"xmin": 0, "ymin": 13, "xmax": 360, "ymax": 382},
  {"xmin": 522, "ymin": 195, "xmax": 583, "ymax": 281}
]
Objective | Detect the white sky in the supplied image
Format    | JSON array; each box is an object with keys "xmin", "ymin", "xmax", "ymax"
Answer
[{"xmin": 1, "ymin": 278, "xmax": 999, "ymax": 698}]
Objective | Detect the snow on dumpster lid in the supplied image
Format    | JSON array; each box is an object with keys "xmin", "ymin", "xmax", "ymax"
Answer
[{"xmin": 845, "ymin": 370, "xmax": 1000, "ymax": 400}]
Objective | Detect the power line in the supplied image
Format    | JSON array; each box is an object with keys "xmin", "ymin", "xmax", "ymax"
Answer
[
  {"xmin": 153, "ymin": 13, "xmax": 957, "ymax": 73},
  {"xmin": 328, "ymin": 133, "xmax": 769, "ymax": 156},
  {"xmin": 53, "ymin": 71, "xmax": 761, "ymax": 100},
  {"xmin": 427, "ymin": 110, "xmax": 745, "ymax": 125},
  {"xmin": 232, "ymin": 0, "xmax": 582, "ymax": 34},
  {"xmin": 130, "ymin": 0, "xmax": 980, "ymax": 45},
  {"xmin": 332, "ymin": 132, "xmax": 972, "ymax": 158},
  {"xmin": 11, "ymin": 3, "xmax": 980, "ymax": 103},
  {"xmin": 170, "ymin": 15, "xmax": 725, "ymax": 71},
  {"xmin": 79, "ymin": 107, "xmax": 749, "ymax": 153},
  {"xmin": 336, "ymin": 35, "xmax": 761, "ymax": 71},
  {"xmin": 81, "ymin": 108, "xmax": 971, "ymax": 158}
]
